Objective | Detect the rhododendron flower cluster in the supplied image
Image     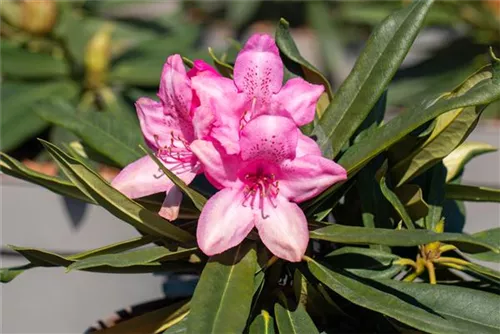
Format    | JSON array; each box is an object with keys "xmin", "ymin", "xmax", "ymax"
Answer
[{"xmin": 112, "ymin": 34, "xmax": 347, "ymax": 262}]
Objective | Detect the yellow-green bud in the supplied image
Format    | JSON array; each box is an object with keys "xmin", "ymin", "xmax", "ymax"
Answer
[{"xmin": 21, "ymin": 0, "xmax": 58, "ymax": 35}]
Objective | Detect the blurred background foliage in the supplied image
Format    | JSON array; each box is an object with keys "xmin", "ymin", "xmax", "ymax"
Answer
[{"xmin": 1, "ymin": 0, "xmax": 499, "ymax": 167}]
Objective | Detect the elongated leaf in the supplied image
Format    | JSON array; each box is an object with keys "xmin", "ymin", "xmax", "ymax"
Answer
[
  {"xmin": 142, "ymin": 146, "xmax": 207, "ymax": 211},
  {"xmin": 391, "ymin": 106, "xmax": 482, "ymax": 186},
  {"xmin": 443, "ymin": 142, "xmax": 497, "ymax": 182},
  {"xmin": 394, "ymin": 184, "xmax": 429, "ymax": 221},
  {"xmin": 0, "ymin": 264, "xmax": 34, "ymax": 283},
  {"xmin": 375, "ymin": 279, "xmax": 500, "ymax": 334},
  {"xmin": 325, "ymin": 247, "xmax": 403, "ymax": 279},
  {"xmin": 37, "ymin": 101, "xmax": 144, "ymax": 167},
  {"xmin": 309, "ymin": 224, "xmax": 499, "ymax": 254},
  {"xmin": 274, "ymin": 299, "xmax": 319, "ymax": 334},
  {"xmin": 187, "ymin": 243, "xmax": 257, "ymax": 334},
  {"xmin": 316, "ymin": 0, "xmax": 433, "ymax": 157},
  {"xmin": 249, "ymin": 311, "xmax": 276, "ymax": 334},
  {"xmin": 208, "ymin": 47, "xmax": 233, "ymax": 78},
  {"xmin": 41, "ymin": 140, "xmax": 194, "ymax": 242},
  {"xmin": 423, "ymin": 163, "xmax": 447, "ymax": 231},
  {"xmin": 465, "ymin": 262, "xmax": 500, "ymax": 281},
  {"xmin": 467, "ymin": 228, "xmax": 500, "ymax": 263},
  {"xmin": 68, "ymin": 246, "xmax": 196, "ymax": 271},
  {"xmin": 307, "ymin": 258, "xmax": 460, "ymax": 334},
  {"xmin": 445, "ymin": 184, "xmax": 500, "ymax": 202},
  {"xmin": 69, "ymin": 235, "xmax": 157, "ymax": 260},
  {"xmin": 275, "ymin": 18, "xmax": 333, "ymax": 98},
  {"xmin": 0, "ymin": 152, "xmax": 91, "ymax": 203},
  {"xmin": 379, "ymin": 172, "xmax": 415, "ymax": 229}
]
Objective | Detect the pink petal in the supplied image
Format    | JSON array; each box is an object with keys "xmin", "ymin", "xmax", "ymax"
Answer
[
  {"xmin": 279, "ymin": 154, "xmax": 347, "ymax": 203},
  {"xmin": 197, "ymin": 187, "xmax": 255, "ymax": 256},
  {"xmin": 158, "ymin": 186, "xmax": 183, "ymax": 221},
  {"xmin": 190, "ymin": 140, "xmax": 240, "ymax": 189},
  {"xmin": 240, "ymin": 115, "xmax": 298, "ymax": 164},
  {"xmin": 135, "ymin": 97, "xmax": 171, "ymax": 149},
  {"xmin": 296, "ymin": 132, "xmax": 321, "ymax": 157},
  {"xmin": 233, "ymin": 34, "xmax": 283, "ymax": 108},
  {"xmin": 111, "ymin": 155, "xmax": 173, "ymax": 198},
  {"xmin": 191, "ymin": 76, "xmax": 245, "ymax": 153},
  {"xmin": 187, "ymin": 59, "xmax": 220, "ymax": 78},
  {"xmin": 158, "ymin": 55, "xmax": 194, "ymax": 141},
  {"xmin": 255, "ymin": 194, "xmax": 308, "ymax": 262},
  {"xmin": 272, "ymin": 78, "xmax": 324, "ymax": 126}
]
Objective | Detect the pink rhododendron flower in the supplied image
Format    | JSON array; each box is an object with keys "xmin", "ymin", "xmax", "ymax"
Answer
[
  {"xmin": 191, "ymin": 33, "xmax": 325, "ymax": 155},
  {"xmin": 112, "ymin": 55, "xmax": 217, "ymax": 220},
  {"xmin": 191, "ymin": 115, "xmax": 347, "ymax": 262}
]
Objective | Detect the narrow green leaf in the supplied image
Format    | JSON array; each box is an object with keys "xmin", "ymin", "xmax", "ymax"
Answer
[
  {"xmin": 307, "ymin": 258, "xmax": 460, "ymax": 334},
  {"xmin": 275, "ymin": 18, "xmax": 333, "ymax": 99},
  {"xmin": 467, "ymin": 228, "xmax": 500, "ymax": 263},
  {"xmin": 141, "ymin": 146, "xmax": 207, "ymax": 211},
  {"xmin": 309, "ymin": 224, "xmax": 499, "ymax": 254},
  {"xmin": 0, "ymin": 152, "xmax": 91, "ymax": 203},
  {"xmin": 37, "ymin": 100, "xmax": 144, "ymax": 167},
  {"xmin": 394, "ymin": 184, "xmax": 429, "ymax": 222},
  {"xmin": 465, "ymin": 262, "xmax": 500, "ymax": 281},
  {"xmin": 423, "ymin": 163, "xmax": 447, "ymax": 231},
  {"xmin": 188, "ymin": 243, "xmax": 257, "ymax": 334},
  {"xmin": 41, "ymin": 140, "xmax": 194, "ymax": 243},
  {"xmin": 443, "ymin": 142, "xmax": 497, "ymax": 182},
  {"xmin": 445, "ymin": 184, "xmax": 500, "ymax": 202},
  {"xmin": 249, "ymin": 310, "xmax": 276, "ymax": 334},
  {"xmin": 208, "ymin": 47, "xmax": 233, "ymax": 78},
  {"xmin": 274, "ymin": 298, "xmax": 319, "ymax": 334},
  {"xmin": 0, "ymin": 264, "xmax": 33, "ymax": 283},
  {"xmin": 316, "ymin": 0, "xmax": 434, "ymax": 157},
  {"xmin": 378, "ymin": 171, "xmax": 415, "ymax": 229},
  {"xmin": 69, "ymin": 235, "xmax": 157, "ymax": 260}
]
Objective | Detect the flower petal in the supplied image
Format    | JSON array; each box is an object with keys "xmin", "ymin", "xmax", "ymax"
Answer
[
  {"xmin": 111, "ymin": 155, "xmax": 173, "ymax": 198},
  {"xmin": 190, "ymin": 140, "xmax": 240, "ymax": 189},
  {"xmin": 296, "ymin": 132, "xmax": 321, "ymax": 157},
  {"xmin": 233, "ymin": 34, "xmax": 283, "ymax": 107},
  {"xmin": 255, "ymin": 194, "xmax": 308, "ymax": 262},
  {"xmin": 197, "ymin": 188, "xmax": 255, "ymax": 256},
  {"xmin": 135, "ymin": 97, "xmax": 171, "ymax": 149},
  {"xmin": 158, "ymin": 186, "xmax": 183, "ymax": 221},
  {"xmin": 279, "ymin": 155, "xmax": 347, "ymax": 203},
  {"xmin": 272, "ymin": 78, "xmax": 324, "ymax": 126},
  {"xmin": 240, "ymin": 115, "xmax": 298, "ymax": 164},
  {"xmin": 187, "ymin": 59, "xmax": 220, "ymax": 78}
]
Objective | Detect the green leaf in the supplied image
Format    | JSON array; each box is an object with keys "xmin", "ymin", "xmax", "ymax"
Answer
[
  {"xmin": 443, "ymin": 142, "xmax": 497, "ymax": 182},
  {"xmin": 1, "ymin": 41, "xmax": 68, "ymax": 78},
  {"xmin": 316, "ymin": 0, "xmax": 434, "ymax": 158},
  {"xmin": 391, "ymin": 106, "xmax": 482, "ymax": 186},
  {"xmin": 208, "ymin": 47, "xmax": 234, "ymax": 78},
  {"xmin": 394, "ymin": 184, "xmax": 429, "ymax": 222},
  {"xmin": 309, "ymin": 224, "xmax": 499, "ymax": 254},
  {"xmin": 374, "ymin": 279, "xmax": 500, "ymax": 334},
  {"xmin": 141, "ymin": 146, "xmax": 207, "ymax": 211},
  {"xmin": 274, "ymin": 297, "xmax": 319, "ymax": 334},
  {"xmin": 423, "ymin": 163, "xmax": 447, "ymax": 231},
  {"xmin": 465, "ymin": 262, "xmax": 500, "ymax": 281},
  {"xmin": 249, "ymin": 310, "xmax": 276, "ymax": 334},
  {"xmin": 69, "ymin": 235, "xmax": 158, "ymax": 260},
  {"xmin": 467, "ymin": 228, "xmax": 500, "ymax": 263},
  {"xmin": 41, "ymin": 140, "xmax": 194, "ymax": 243},
  {"xmin": 445, "ymin": 184, "xmax": 500, "ymax": 202},
  {"xmin": 325, "ymin": 247, "xmax": 403, "ymax": 279},
  {"xmin": 307, "ymin": 258, "xmax": 461, "ymax": 334},
  {"xmin": 37, "ymin": 101, "xmax": 144, "ymax": 167},
  {"xmin": 188, "ymin": 243, "xmax": 257, "ymax": 334},
  {"xmin": 0, "ymin": 152, "xmax": 91, "ymax": 203},
  {"xmin": 0, "ymin": 264, "xmax": 33, "ymax": 283},
  {"xmin": 67, "ymin": 246, "xmax": 196, "ymax": 271},
  {"xmin": 275, "ymin": 18, "xmax": 333, "ymax": 99}
]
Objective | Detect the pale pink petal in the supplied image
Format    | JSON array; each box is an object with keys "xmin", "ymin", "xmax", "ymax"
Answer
[
  {"xmin": 296, "ymin": 132, "xmax": 321, "ymax": 157},
  {"xmin": 135, "ymin": 97, "xmax": 170, "ymax": 149},
  {"xmin": 191, "ymin": 76, "xmax": 245, "ymax": 153},
  {"xmin": 279, "ymin": 155, "xmax": 347, "ymax": 203},
  {"xmin": 190, "ymin": 140, "xmax": 239, "ymax": 189},
  {"xmin": 111, "ymin": 155, "xmax": 173, "ymax": 198},
  {"xmin": 197, "ymin": 187, "xmax": 255, "ymax": 256},
  {"xmin": 272, "ymin": 78, "xmax": 324, "ymax": 126},
  {"xmin": 255, "ymin": 194, "xmax": 308, "ymax": 262},
  {"xmin": 187, "ymin": 59, "xmax": 220, "ymax": 78},
  {"xmin": 233, "ymin": 34, "xmax": 283, "ymax": 107},
  {"xmin": 158, "ymin": 186, "xmax": 183, "ymax": 221},
  {"xmin": 240, "ymin": 115, "xmax": 298, "ymax": 164}
]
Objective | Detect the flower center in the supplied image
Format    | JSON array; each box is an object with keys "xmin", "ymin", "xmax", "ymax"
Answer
[
  {"xmin": 240, "ymin": 97, "xmax": 257, "ymax": 130},
  {"xmin": 154, "ymin": 132, "xmax": 193, "ymax": 168},
  {"xmin": 242, "ymin": 171, "xmax": 279, "ymax": 218}
]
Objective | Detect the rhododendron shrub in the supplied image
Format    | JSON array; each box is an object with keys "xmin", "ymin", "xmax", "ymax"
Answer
[{"xmin": 3, "ymin": 2, "xmax": 500, "ymax": 333}]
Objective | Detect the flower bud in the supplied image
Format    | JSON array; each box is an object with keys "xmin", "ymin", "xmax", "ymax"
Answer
[
  {"xmin": 84, "ymin": 24, "xmax": 113, "ymax": 89},
  {"xmin": 21, "ymin": 0, "xmax": 58, "ymax": 35}
]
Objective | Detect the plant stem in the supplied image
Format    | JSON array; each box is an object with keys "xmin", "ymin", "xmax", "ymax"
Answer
[{"xmin": 425, "ymin": 261, "xmax": 437, "ymax": 284}]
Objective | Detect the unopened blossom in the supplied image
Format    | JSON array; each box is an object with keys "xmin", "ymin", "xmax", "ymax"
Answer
[
  {"xmin": 112, "ymin": 55, "xmax": 218, "ymax": 220},
  {"xmin": 191, "ymin": 115, "xmax": 347, "ymax": 262},
  {"xmin": 191, "ymin": 33, "xmax": 325, "ymax": 155}
]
